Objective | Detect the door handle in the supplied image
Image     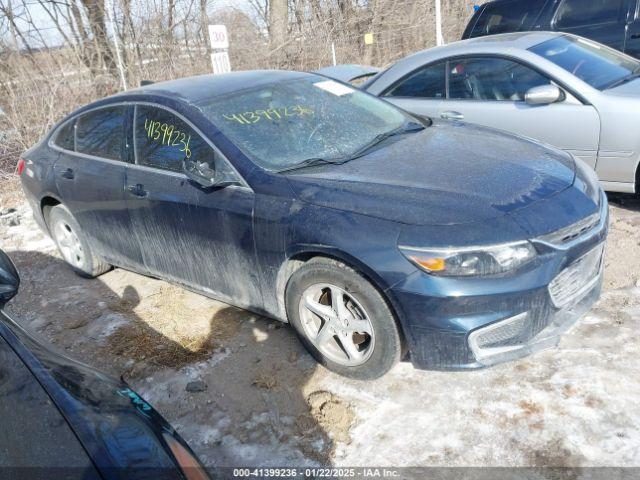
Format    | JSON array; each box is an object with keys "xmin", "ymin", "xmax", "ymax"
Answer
[
  {"xmin": 631, "ymin": 33, "xmax": 640, "ymax": 40},
  {"xmin": 126, "ymin": 184, "xmax": 148, "ymax": 197},
  {"xmin": 440, "ymin": 111, "xmax": 465, "ymax": 121},
  {"xmin": 59, "ymin": 168, "xmax": 74, "ymax": 180}
]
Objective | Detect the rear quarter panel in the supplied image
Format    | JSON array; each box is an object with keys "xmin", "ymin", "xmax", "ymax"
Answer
[{"xmin": 20, "ymin": 141, "xmax": 61, "ymax": 231}]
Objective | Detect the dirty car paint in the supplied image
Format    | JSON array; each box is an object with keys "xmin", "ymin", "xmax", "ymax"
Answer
[{"xmin": 20, "ymin": 70, "xmax": 608, "ymax": 370}]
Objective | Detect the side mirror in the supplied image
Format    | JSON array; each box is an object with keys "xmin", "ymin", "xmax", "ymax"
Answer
[
  {"xmin": 525, "ymin": 84, "xmax": 563, "ymax": 106},
  {"xmin": 0, "ymin": 250, "xmax": 19, "ymax": 307},
  {"xmin": 183, "ymin": 158, "xmax": 237, "ymax": 189}
]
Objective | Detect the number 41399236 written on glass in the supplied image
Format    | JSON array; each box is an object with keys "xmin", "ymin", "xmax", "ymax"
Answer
[{"xmin": 144, "ymin": 118, "xmax": 192, "ymax": 158}]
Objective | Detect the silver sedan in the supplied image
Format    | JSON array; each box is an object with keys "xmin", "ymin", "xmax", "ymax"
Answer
[{"xmin": 355, "ymin": 32, "xmax": 640, "ymax": 193}]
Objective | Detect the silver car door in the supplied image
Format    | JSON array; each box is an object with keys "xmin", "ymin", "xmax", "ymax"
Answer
[{"xmin": 438, "ymin": 56, "xmax": 601, "ymax": 168}]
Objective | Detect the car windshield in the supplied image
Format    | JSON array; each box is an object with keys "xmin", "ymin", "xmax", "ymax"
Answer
[
  {"xmin": 198, "ymin": 76, "xmax": 415, "ymax": 171},
  {"xmin": 529, "ymin": 35, "xmax": 640, "ymax": 90}
]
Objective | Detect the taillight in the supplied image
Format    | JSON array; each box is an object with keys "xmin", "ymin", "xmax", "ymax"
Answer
[{"xmin": 16, "ymin": 158, "xmax": 26, "ymax": 176}]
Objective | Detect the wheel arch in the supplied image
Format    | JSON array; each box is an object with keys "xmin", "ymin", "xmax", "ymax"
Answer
[
  {"xmin": 276, "ymin": 246, "xmax": 409, "ymax": 348},
  {"xmin": 39, "ymin": 194, "xmax": 62, "ymax": 231}
]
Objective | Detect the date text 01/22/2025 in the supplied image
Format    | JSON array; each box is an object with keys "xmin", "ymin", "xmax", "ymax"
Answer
[{"xmin": 231, "ymin": 467, "xmax": 401, "ymax": 478}]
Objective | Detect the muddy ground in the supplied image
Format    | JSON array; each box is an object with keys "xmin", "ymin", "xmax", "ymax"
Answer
[{"xmin": 1, "ymin": 193, "xmax": 639, "ymax": 468}]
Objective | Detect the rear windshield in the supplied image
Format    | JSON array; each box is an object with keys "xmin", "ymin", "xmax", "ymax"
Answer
[
  {"xmin": 530, "ymin": 35, "xmax": 640, "ymax": 90},
  {"xmin": 470, "ymin": 0, "xmax": 547, "ymax": 37},
  {"xmin": 198, "ymin": 76, "xmax": 411, "ymax": 171}
]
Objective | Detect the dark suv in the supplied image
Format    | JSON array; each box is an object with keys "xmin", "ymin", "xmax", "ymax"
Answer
[{"xmin": 463, "ymin": 0, "xmax": 640, "ymax": 59}]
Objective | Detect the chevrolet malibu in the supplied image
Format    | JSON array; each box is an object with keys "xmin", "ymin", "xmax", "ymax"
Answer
[{"xmin": 19, "ymin": 71, "xmax": 608, "ymax": 379}]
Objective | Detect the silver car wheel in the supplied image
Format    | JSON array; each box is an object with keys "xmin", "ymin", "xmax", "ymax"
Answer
[
  {"xmin": 53, "ymin": 219, "xmax": 85, "ymax": 268},
  {"xmin": 298, "ymin": 283, "xmax": 375, "ymax": 366}
]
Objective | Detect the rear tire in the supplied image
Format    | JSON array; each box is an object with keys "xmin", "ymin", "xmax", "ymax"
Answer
[
  {"xmin": 47, "ymin": 205, "xmax": 111, "ymax": 278},
  {"xmin": 285, "ymin": 257, "xmax": 402, "ymax": 380}
]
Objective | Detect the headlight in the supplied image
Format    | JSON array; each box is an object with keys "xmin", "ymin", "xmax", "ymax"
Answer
[{"xmin": 400, "ymin": 241, "xmax": 537, "ymax": 277}]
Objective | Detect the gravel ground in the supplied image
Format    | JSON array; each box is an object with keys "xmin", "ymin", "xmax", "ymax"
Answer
[{"xmin": 1, "ymin": 193, "xmax": 639, "ymax": 468}]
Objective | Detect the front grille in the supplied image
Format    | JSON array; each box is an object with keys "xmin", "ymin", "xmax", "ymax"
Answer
[
  {"xmin": 548, "ymin": 244, "xmax": 604, "ymax": 308},
  {"xmin": 538, "ymin": 212, "xmax": 600, "ymax": 246}
]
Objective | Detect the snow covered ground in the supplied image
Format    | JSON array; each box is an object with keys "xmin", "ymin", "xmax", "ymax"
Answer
[{"xmin": 1, "ymin": 195, "xmax": 640, "ymax": 467}]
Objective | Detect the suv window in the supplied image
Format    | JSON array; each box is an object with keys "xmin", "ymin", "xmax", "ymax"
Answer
[
  {"xmin": 134, "ymin": 105, "xmax": 215, "ymax": 173},
  {"xmin": 471, "ymin": 0, "xmax": 547, "ymax": 37},
  {"xmin": 555, "ymin": 0, "xmax": 625, "ymax": 28},
  {"xmin": 448, "ymin": 57, "xmax": 551, "ymax": 101},
  {"xmin": 385, "ymin": 62, "xmax": 446, "ymax": 98},
  {"xmin": 75, "ymin": 106, "xmax": 127, "ymax": 161},
  {"xmin": 54, "ymin": 120, "xmax": 75, "ymax": 151}
]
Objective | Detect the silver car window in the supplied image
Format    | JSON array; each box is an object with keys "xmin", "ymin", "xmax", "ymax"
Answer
[{"xmin": 447, "ymin": 57, "xmax": 550, "ymax": 101}]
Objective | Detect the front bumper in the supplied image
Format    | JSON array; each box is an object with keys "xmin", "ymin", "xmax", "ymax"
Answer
[{"xmin": 393, "ymin": 192, "xmax": 609, "ymax": 371}]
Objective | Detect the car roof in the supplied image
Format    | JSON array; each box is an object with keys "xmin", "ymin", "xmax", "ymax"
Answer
[
  {"xmin": 365, "ymin": 31, "xmax": 568, "ymax": 95},
  {"xmin": 123, "ymin": 70, "xmax": 311, "ymax": 104},
  {"xmin": 410, "ymin": 31, "xmax": 563, "ymax": 59}
]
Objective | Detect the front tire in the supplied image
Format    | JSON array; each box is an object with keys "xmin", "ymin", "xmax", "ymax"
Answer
[
  {"xmin": 285, "ymin": 258, "xmax": 402, "ymax": 380},
  {"xmin": 47, "ymin": 204, "xmax": 111, "ymax": 278}
]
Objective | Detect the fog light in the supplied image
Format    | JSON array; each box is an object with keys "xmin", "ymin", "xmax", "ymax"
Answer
[{"xmin": 468, "ymin": 312, "xmax": 529, "ymax": 361}]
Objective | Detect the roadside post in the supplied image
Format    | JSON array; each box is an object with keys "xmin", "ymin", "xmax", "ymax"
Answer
[
  {"xmin": 435, "ymin": 0, "xmax": 444, "ymax": 46},
  {"xmin": 208, "ymin": 25, "xmax": 231, "ymax": 75}
]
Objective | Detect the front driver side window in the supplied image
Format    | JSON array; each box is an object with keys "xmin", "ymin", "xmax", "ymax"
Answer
[
  {"xmin": 448, "ymin": 57, "xmax": 551, "ymax": 101},
  {"xmin": 134, "ymin": 105, "xmax": 215, "ymax": 173},
  {"xmin": 385, "ymin": 62, "xmax": 446, "ymax": 98}
]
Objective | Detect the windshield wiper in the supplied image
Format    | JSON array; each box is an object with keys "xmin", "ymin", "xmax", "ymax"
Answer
[
  {"xmin": 275, "ymin": 157, "xmax": 349, "ymax": 173},
  {"xmin": 275, "ymin": 122, "xmax": 425, "ymax": 174},
  {"xmin": 347, "ymin": 123, "xmax": 424, "ymax": 160}
]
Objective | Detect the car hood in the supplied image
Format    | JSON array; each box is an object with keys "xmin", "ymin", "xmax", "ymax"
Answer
[
  {"xmin": 604, "ymin": 77, "xmax": 640, "ymax": 98},
  {"xmin": 286, "ymin": 123, "xmax": 575, "ymax": 226}
]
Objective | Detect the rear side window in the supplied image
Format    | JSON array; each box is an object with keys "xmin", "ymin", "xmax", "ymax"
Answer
[
  {"xmin": 75, "ymin": 106, "xmax": 127, "ymax": 161},
  {"xmin": 385, "ymin": 62, "xmax": 446, "ymax": 98},
  {"xmin": 134, "ymin": 105, "xmax": 214, "ymax": 173},
  {"xmin": 555, "ymin": 0, "xmax": 626, "ymax": 28},
  {"xmin": 471, "ymin": 0, "xmax": 547, "ymax": 37},
  {"xmin": 54, "ymin": 120, "xmax": 75, "ymax": 151}
]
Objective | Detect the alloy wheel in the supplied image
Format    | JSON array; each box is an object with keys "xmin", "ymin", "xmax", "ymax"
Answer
[
  {"xmin": 53, "ymin": 220, "xmax": 85, "ymax": 268},
  {"xmin": 298, "ymin": 283, "xmax": 375, "ymax": 366}
]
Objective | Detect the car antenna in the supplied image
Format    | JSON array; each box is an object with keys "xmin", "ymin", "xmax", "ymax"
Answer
[{"xmin": 140, "ymin": 80, "xmax": 155, "ymax": 86}]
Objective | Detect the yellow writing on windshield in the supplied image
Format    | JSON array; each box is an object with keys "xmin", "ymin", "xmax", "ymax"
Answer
[
  {"xmin": 223, "ymin": 105, "xmax": 314, "ymax": 125},
  {"xmin": 144, "ymin": 118, "xmax": 192, "ymax": 158}
]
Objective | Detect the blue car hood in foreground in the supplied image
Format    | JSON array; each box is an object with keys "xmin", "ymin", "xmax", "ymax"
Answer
[{"xmin": 286, "ymin": 123, "xmax": 576, "ymax": 226}]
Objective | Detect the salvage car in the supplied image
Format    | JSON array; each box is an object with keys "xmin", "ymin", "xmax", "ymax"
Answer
[
  {"xmin": 20, "ymin": 71, "xmax": 608, "ymax": 379},
  {"xmin": 345, "ymin": 32, "xmax": 640, "ymax": 193},
  {"xmin": 0, "ymin": 249, "xmax": 209, "ymax": 479}
]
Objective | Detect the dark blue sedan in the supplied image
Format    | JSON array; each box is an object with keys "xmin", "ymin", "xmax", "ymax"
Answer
[{"xmin": 19, "ymin": 71, "xmax": 608, "ymax": 379}]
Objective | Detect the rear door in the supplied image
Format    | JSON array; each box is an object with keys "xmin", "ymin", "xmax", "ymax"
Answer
[
  {"xmin": 437, "ymin": 56, "xmax": 601, "ymax": 168},
  {"xmin": 125, "ymin": 104, "xmax": 262, "ymax": 307},
  {"xmin": 52, "ymin": 105, "xmax": 145, "ymax": 269},
  {"xmin": 464, "ymin": 0, "xmax": 549, "ymax": 38},
  {"xmin": 624, "ymin": 0, "xmax": 640, "ymax": 59},
  {"xmin": 552, "ymin": 0, "xmax": 630, "ymax": 52},
  {"xmin": 381, "ymin": 61, "xmax": 446, "ymax": 118}
]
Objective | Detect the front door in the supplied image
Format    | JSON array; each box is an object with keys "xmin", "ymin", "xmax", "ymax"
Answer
[
  {"xmin": 52, "ymin": 105, "xmax": 145, "ymax": 269},
  {"xmin": 436, "ymin": 56, "xmax": 601, "ymax": 168},
  {"xmin": 124, "ymin": 104, "xmax": 262, "ymax": 308}
]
